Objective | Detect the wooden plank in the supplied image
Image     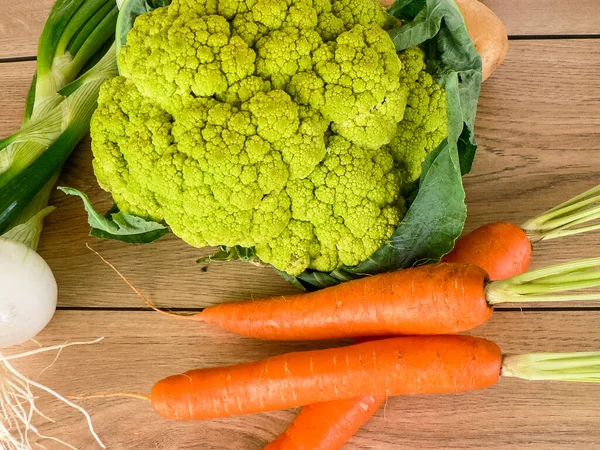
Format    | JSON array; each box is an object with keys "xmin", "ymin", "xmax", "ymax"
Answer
[
  {"xmin": 464, "ymin": 39, "xmax": 600, "ymax": 276},
  {"xmin": 0, "ymin": 60, "xmax": 33, "ymax": 132},
  {"xmin": 6, "ymin": 310, "xmax": 600, "ymax": 449},
  {"xmin": 0, "ymin": 0, "xmax": 54, "ymax": 59},
  {"xmin": 482, "ymin": 0, "xmax": 600, "ymax": 36},
  {"xmin": 1, "ymin": 41, "xmax": 600, "ymax": 308}
]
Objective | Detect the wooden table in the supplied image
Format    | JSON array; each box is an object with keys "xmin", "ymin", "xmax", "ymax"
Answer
[{"xmin": 2, "ymin": 1, "xmax": 600, "ymax": 448}]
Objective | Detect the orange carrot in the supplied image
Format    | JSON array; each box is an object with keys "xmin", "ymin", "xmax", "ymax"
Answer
[
  {"xmin": 77, "ymin": 336, "xmax": 600, "ymax": 423},
  {"xmin": 266, "ymin": 223, "xmax": 531, "ymax": 449},
  {"xmin": 197, "ymin": 263, "xmax": 491, "ymax": 340},
  {"xmin": 443, "ymin": 184, "xmax": 600, "ymax": 280},
  {"xmin": 194, "ymin": 258, "xmax": 600, "ymax": 340},
  {"xmin": 149, "ymin": 335, "xmax": 502, "ymax": 420},
  {"xmin": 264, "ymin": 395, "xmax": 384, "ymax": 450},
  {"xmin": 443, "ymin": 222, "xmax": 532, "ymax": 280},
  {"xmin": 265, "ymin": 340, "xmax": 386, "ymax": 450},
  {"xmin": 92, "ymin": 247, "xmax": 600, "ymax": 342}
]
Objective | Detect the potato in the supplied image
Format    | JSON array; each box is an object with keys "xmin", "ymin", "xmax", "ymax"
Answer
[
  {"xmin": 379, "ymin": 0, "xmax": 508, "ymax": 81},
  {"xmin": 454, "ymin": 0, "xmax": 508, "ymax": 81}
]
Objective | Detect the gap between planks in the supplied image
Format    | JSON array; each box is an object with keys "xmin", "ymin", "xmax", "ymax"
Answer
[
  {"xmin": 0, "ymin": 55, "xmax": 36, "ymax": 64},
  {"xmin": 510, "ymin": 34, "xmax": 600, "ymax": 40}
]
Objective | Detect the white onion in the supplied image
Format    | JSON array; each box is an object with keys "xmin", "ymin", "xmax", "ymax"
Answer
[{"xmin": 0, "ymin": 238, "xmax": 57, "ymax": 348}]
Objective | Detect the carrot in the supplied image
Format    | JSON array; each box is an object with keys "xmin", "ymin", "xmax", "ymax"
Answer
[
  {"xmin": 80, "ymin": 335, "xmax": 600, "ymax": 421},
  {"xmin": 444, "ymin": 183, "xmax": 600, "ymax": 280},
  {"xmin": 443, "ymin": 222, "xmax": 532, "ymax": 280},
  {"xmin": 93, "ymin": 248, "xmax": 600, "ymax": 341},
  {"xmin": 196, "ymin": 258, "xmax": 600, "ymax": 340},
  {"xmin": 263, "ymin": 395, "xmax": 384, "ymax": 450},
  {"xmin": 262, "ymin": 337, "xmax": 390, "ymax": 450},
  {"xmin": 198, "ymin": 263, "xmax": 490, "ymax": 340},
  {"xmin": 155, "ymin": 335, "xmax": 502, "ymax": 420}
]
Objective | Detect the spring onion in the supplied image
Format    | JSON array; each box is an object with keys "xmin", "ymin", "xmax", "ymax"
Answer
[
  {"xmin": 0, "ymin": 0, "xmax": 118, "ymax": 347},
  {"xmin": 0, "ymin": 0, "xmax": 119, "ymax": 446}
]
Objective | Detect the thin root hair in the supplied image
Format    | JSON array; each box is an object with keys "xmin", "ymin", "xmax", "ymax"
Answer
[{"xmin": 86, "ymin": 243, "xmax": 195, "ymax": 320}]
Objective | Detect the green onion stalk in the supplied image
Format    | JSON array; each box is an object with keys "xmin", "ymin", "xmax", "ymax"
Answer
[
  {"xmin": 0, "ymin": 47, "xmax": 118, "ymax": 239},
  {"xmin": 1, "ymin": 0, "xmax": 118, "ymax": 189},
  {"xmin": 0, "ymin": 1, "xmax": 119, "ymax": 446},
  {"xmin": 0, "ymin": 0, "xmax": 118, "ymax": 300}
]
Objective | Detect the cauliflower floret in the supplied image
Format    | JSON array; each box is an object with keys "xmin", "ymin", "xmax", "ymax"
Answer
[
  {"xmin": 255, "ymin": 219, "xmax": 322, "ymax": 276},
  {"xmin": 231, "ymin": 0, "xmax": 290, "ymax": 45},
  {"xmin": 316, "ymin": 0, "xmax": 393, "ymax": 41},
  {"xmin": 385, "ymin": 47, "xmax": 447, "ymax": 184},
  {"xmin": 119, "ymin": 12, "xmax": 255, "ymax": 113},
  {"xmin": 90, "ymin": 76, "xmax": 171, "ymax": 221},
  {"xmin": 286, "ymin": 23, "xmax": 406, "ymax": 148},
  {"xmin": 255, "ymin": 27, "xmax": 323, "ymax": 89},
  {"xmin": 217, "ymin": 76, "xmax": 271, "ymax": 105},
  {"xmin": 313, "ymin": 25, "xmax": 402, "ymax": 123},
  {"xmin": 331, "ymin": 83, "xmax": 409, "ymax": 149},
  {"xmin": 243, "ymin": 90, "xmax": 327, "ymax": 178},
  {"xmin": 329, "ymin": 0, "xmax": 395, "ymax": 30},
  {"xmin": 91, "ymin": 0, "xmax": 448, "ymax": 276},
  {"xmin": 259, "ymin": 135, "xmax": 403, "ymax": 274},
  {"xmin": 284, "ymin": 0, "xmax": 320, "ymax": 29}
]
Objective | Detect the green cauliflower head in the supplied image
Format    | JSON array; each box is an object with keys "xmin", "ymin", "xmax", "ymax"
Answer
[{"xmin": 91, "ymin": 0, "xmax": 448, "ymax": 275}]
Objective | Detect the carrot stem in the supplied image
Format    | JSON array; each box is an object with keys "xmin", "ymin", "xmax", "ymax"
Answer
[
  {"xmin": 502, "ymin": 257, "xmax": 600, "ymax": 283},
  {"xmin": 538, "ymin": 206, "xmax": 600, "ymax": 234},
  {"xmin": 533, "ymin": 270, "xmax": 600, "ymax": 285},
  {"xmin": 522, "ymin": 184, "xmax": 600, "ymax": 242},
  {"xmin": 502, "ymin": 352, "xmax": 600, "ymax": 382},
  {"xmin": 486, "ymin": 257, "xmax": 600, "ymax": 305},
  {"xmin": 546, "ymin": 185, "xmax": 600, "ymax": 213}
]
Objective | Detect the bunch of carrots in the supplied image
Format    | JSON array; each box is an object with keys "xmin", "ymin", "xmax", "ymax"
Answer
[{"xmin": 84, "ymin": 183, "xmax": 600, "ymax": 449}]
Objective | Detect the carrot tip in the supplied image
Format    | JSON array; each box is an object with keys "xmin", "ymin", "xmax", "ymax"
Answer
[
  {"xmin": 86, "ymin": 243, "xmax": 197, "ymax": 321},
  {"xmin": 69, "ymin": 392, "xmax": 151, "ymax": 402}
]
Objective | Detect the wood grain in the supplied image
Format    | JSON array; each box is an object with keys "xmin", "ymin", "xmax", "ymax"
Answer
[
  {"xmin": 6, "ymin": 310, "xmax": 600, "ymax": 449},
  {"xmin": 481, "ymin": 0, "xmax": 600, "ymax": 36},
  {"xmin": 464, "ymin": 39, "xmax": 600, "ymax": 273},
  {"xmin": 1, "ymin": 40, "xmax": 600, "ymax": 308},
  {"xmin": 0, "ymin": 0, "xmax": 54, "ymax": 59},
  {"xmin": 0, "ymin": 60, "xmax": 33, "ymax": 131}
]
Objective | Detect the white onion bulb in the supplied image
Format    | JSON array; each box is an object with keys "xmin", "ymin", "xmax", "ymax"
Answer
[{"xmin": 0, "ymin": 238, "xmax": 57, "ymax": 348}]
